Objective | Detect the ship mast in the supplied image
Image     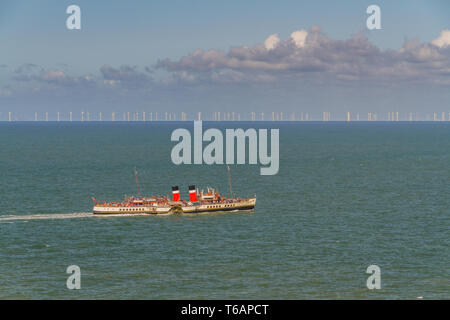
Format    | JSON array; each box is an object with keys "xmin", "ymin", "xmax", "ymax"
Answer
[
  {"xmin": 227, "ymin": 165, "xmax": 233, "ymax": 198},
  {"xmin": 134, "ymin": 167, "xmax": 141, "ymax": 197}
]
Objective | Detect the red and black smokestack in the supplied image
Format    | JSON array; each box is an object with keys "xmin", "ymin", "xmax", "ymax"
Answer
[
  {"xmin": 189, "ymin": 185, "xmax": 197, "ymax": 202},
  {"xmin": 172, "ymin": 186, "xmax": 180, "ymax": 201}
]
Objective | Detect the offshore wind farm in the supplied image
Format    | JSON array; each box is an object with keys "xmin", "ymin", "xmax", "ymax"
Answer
[{"xmin": 3, "ymin": 110, "xmax": 450, "ymax": 122}]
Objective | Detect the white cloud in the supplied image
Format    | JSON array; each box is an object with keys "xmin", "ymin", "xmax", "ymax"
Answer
[
  {"xmin": 156, "ymin": 26, "xmax": 450, "ymax": 86},
  {"xmin": 264, "ymin": 33, "xmax": 280, "ymax": 50},
  {"xmin": 42, "ymin": 70, "xmax": 66, "ymax": 81},
  {"xmin": 290, "ymin": 30, "xmax": 308, "ymax": 48},
  {"xmin": 432, "ymin": 29, "xmax": 450, "ymax": 48},
  {"xmin": 12, "ymin": 64, "xmax": 95, "ymax": 86},
  {"xmin": 100, "ymin": 65, "xmax": 151, "ymax": 88}
]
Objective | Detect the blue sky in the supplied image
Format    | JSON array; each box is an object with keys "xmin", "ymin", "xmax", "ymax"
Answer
[{"xmin": 1, "ymin": 0, "xmax": 450, "ymax": 120}]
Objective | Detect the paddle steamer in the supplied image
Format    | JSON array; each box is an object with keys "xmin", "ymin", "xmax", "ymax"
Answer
[{"xmin": 92, "ymin": 168, "xmax": 256, "ymax": 215}]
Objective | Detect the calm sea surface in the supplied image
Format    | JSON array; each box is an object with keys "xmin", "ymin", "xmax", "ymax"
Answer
[{"xmin": 0, "ymin": 122, "xmax": 448, "ymax": 299}]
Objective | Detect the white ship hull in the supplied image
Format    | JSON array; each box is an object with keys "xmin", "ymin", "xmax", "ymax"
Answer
[{"xmin": 93, "ymin": 198, "xmax": 256, "ymax": 215}]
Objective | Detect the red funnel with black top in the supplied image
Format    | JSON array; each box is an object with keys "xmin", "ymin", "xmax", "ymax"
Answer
[
  {"xmin": 189, "ymin": 185, "xmax": 197, "ymax": 202},
  {"xmin": 172, "ymin": 186, "xmax": 180, "ymax": 201}
]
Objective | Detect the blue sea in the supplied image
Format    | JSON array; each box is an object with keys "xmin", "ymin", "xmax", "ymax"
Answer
[{"xmin": 0, "ymin": 121, "xmax": 448, "ymax": 299}]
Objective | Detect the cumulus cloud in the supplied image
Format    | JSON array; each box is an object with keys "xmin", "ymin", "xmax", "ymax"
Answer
[
  {"xmin": 264, "ymin": 34, "xmax": 280, "ymax": 50},
  {"xmin": 12, "ymin": 64, "xmax": 94, "ymax": 86},
  {"xmin": 100, "ymin": 65, "xmax": 151, "ymax": 88},
  {"xmin": 432, "ymin": 29, "xmax": 450, "ymax": 48},
  {"xmin": 156, "ymin": 27, "xmax": 450, "ymax": 86},
  {"xmin": 290, "ymin": 29, "xmax": 308, "ymax": 48},
  {"xmin": 7, "ymin": 64, "xmax": 153, "ymax": 97},
  {"xmin": 6, "ymin": 27, "xmax": 450, "ymax": 98},
  {"xmin": 12, "ymin": 63, "xmax": 39, "ymax": 81}
]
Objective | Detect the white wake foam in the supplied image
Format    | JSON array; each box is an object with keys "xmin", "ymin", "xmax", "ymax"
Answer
[{"xmin": 0, "ymin": 212, "xmax": 93, "ymax": 222}]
